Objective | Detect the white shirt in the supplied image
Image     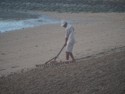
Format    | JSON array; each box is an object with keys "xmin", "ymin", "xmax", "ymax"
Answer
[{"xmin": 65, "ymin": 24, "xmax": 75, "ymax": 44}]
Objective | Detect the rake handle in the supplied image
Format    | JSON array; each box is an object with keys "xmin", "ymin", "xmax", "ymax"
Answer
[
  {"xmin": 45, "ymin": 45, "xmax": 65, "ymax": 64},
  {"xmin": 55, "ymin": 45, "xmax": 65, "ymax": 60}
]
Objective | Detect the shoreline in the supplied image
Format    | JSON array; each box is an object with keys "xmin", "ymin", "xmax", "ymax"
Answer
[{"xmin": 0, "ymin": 11, "xmax": 60, "ymax": 33}]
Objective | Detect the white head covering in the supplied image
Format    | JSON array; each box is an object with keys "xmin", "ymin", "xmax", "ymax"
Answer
[{"xmin": 61, "ymin": 20, "xmax": 67, "ymax": 27}]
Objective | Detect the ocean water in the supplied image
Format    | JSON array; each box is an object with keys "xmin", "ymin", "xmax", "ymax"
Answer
[{"xmin": 0, "ymin": 16, "xmax": 60, "ymax": 33}]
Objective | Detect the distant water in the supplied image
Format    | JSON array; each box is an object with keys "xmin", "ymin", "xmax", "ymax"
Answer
[{"xmin": 0, "ymin": 16, "xmax": 59, "ymax": 33}]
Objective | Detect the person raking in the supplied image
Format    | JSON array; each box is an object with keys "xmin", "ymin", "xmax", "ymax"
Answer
[{"xmin": 61, "ymin": 21, "xmax": 76, "ymax": 62}]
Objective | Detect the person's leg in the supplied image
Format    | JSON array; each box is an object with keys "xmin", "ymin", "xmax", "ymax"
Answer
[
  {"xmin": 66, "ymin": 52, "xmax": 69, "ymax": 60},
  {"xmin": 69, "ymin": 52, "xmax": 76, "ymax": 62},
  {"xmin": 66, "ymin": 42, "xmax": 75, "ymax": 61}
]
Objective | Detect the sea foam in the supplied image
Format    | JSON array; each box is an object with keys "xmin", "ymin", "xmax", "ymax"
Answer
[{"xmin": 0, "ymin": 16, "xmax": 59, "ymax": 33}]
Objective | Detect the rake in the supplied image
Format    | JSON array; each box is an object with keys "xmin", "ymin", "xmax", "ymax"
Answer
[{"xmin": 45, "ymin": 45, "xmax": 65, "ymax": 64}]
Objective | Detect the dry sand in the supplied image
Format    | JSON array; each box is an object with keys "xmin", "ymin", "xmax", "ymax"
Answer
[{"xmin": 0, "ymin": 12, "xmax": 125, "ymax": 76}]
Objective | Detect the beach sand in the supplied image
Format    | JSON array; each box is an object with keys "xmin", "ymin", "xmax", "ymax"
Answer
[
  {"xmin": 0, "ymin": 12, "xmax": 125, "ymax": 75},
  {"xmin": 0, "ymin": 44, "xmax": 125, "ymax": 94}
]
